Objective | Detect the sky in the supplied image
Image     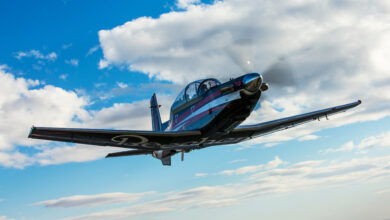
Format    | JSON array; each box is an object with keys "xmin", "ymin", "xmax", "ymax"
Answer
[{"xmin": 1, "ymin": 0, "xmax": 390, "ymax": 219}]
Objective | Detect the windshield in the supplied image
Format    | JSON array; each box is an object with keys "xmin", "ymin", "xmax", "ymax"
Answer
[
  {"xmin": 171, "ymin": 78, "xmax": 221, "ymax": 110},
  {"xmin": 172, "ymin": 88, "xmax": 186, "ymax": 109}
]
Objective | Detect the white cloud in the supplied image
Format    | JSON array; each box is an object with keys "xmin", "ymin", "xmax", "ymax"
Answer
[
  {"xmin": 195, "ymin": 173, "xmax": 208, "ymax": 177},
  {"xmin": 98, "ymin": 59, "xmax": 109, "ymax": 69},
  {"xmin": 86, "ymin": 45, "xmax": 99, "ymax": 56},
  {"xmin": 59, "ymin": 74, "xmax": 68, "ymax": 80},
  {"xmin": 33, "ymin": 144, "xmax": 121, "ymax": 166},
  {"xmin": 15, "ymin": 50, "xmax": 57, "ymax": 61},
  {"xmin": 0, "ymin": 66, "xmax": 174, "ymax": 169},
  {"xmin": 0, "ymin": 66, "xmax": 118, "ymax": 168},
  {"xmin": 0, "ymin": 66, "xmax": 88, "ymax": 152},
  {"xmin": 176, "ymin": 0, "xmax": 200, "ymax": 9},
  {"xmin": 322, "ymin": 131, "xmax": 390, "ymax": 154},
  {"xmin": 65, "ymin": 59, "xmax": 79, "ymax": 67},
  {"xmin": 228, "ymin": 159, "xmax": 248, "ymax": 164},
  {"xmin": 376, "ymin": 189, "xmax": 390, "ymax": 195},
  {"xmin": 4, "ymin": 0, "xmax": 390, "ymax": 170},
  {"xmin": 98, "ymin": 0, "xmax": 390, "ymax": 148},
  {"xmin": 47, "ymin": 155, "xmax": 390, "ymax": 219},
  {"xmin": 0, "ymin": 216, "xmax": 15, "ymax": 220},
  {"xmin": 63, "ymin": 206, "xmax": 173, "ymax": 220},
  {"xmin": 116, "ymin": 82, "xmax": 128, "ymax": 89},
  {"xmin": 98, "ymin": 0, "xmax": 390, "ymax": 83},
  {"xmin": 357, "ymin": 131, "xmax": 390, "ymax": 151},
  {"xmin": 0, "ymin": 151, "xmax": 33, "ymax": 169},
  {"xmin": 197, "ymin": 157, "xmax": 284, "ymax": 177},
  {"xmin": 85, "ymin": 94, "xmax": 172, "ymax": 130},
  {"xmin": 264, "ymin": 142, "xmax": 279, "ymax": 147},
  {"xmin": 219, "ymin": 156, "xmax": 283, "ymax": 175},
  {"xmin": 32, "ymin": 192, "xmax": 154, "ymax": 208},
  {"xmin": 62, "ymin": 43, "xmax": 72, "ymax": 50},
  {"xmin": 299, "ymin": 135, "xmax": 320, "ymax": 141},
  {"xmin": 322, "ymin": 141, "xmax": 355, "ymax": 154}
]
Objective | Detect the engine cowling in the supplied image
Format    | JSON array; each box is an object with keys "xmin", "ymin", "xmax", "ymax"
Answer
[{"xmin": 242, "ymin": 73, "xmax": 262, "ymax": 94}]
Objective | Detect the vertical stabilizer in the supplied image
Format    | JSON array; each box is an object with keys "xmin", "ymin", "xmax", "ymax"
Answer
[{"xmin": 150, "ymin": 93, "xmax": 163, "ymax": 131}]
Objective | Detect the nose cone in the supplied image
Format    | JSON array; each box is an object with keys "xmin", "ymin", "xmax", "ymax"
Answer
[{"xmin": 243, "ymin": 73, "xmax": 262, "ymax": 93}]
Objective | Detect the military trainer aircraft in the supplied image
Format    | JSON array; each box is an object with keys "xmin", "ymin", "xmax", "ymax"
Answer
[{"xmin": 29, "ymin": 72, "xmax": 361, "ymax": 165}]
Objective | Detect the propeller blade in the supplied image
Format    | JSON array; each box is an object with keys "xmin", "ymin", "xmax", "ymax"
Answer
[
  {"xmin": 225, "ymin": 38, "xmax": 296, "ymax": 87},
  {"xmin": 181, "ymin": 151, "xmax": 184, "ymax": 161},
  {"xmin": 262, "ymin": 58, "xmax": 296, "ymax": 86},
  {"xmin": 225, "ymin": 38, "xmax": 254, "ymax": 73}
]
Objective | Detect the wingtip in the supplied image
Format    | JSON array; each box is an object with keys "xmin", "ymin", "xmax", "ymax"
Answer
[{"xmin": 28, "ymin": 126, "xmax": 36, "ymax": 138}]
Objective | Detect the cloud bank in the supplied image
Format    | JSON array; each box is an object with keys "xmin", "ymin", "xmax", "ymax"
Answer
[
  {"xmin": 0, "ymin": 65, "xmax": 170, "ymax": 168},
  {"xmin": 33, "ymin": 153, "xmax": 390, "ymax": 220},
  {"xmin": 98, "ymin": 0, "xmax": 390, "ymax": 148}
]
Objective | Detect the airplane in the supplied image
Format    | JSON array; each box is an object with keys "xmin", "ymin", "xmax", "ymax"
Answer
[{"xmin": 28, "ymin": 72, "xmax": 361, "ymax": 165}]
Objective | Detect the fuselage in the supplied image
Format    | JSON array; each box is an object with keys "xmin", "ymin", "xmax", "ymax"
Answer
[{"xmin": 165, "ymin": 73, "xmax": 264, "ymax": 138}]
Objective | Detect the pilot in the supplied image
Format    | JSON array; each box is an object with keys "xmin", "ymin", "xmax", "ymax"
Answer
[{"xmin": 199, "ymin": 84, "xmax": 208, "ymax": 95}]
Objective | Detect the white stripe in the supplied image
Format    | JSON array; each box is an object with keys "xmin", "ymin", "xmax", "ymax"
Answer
[{"xmin": 173, "ymin": 91, "xmax": 241, "ymax": 131}]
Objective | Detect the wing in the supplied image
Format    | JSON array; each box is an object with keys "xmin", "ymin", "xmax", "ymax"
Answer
[
  {"xmin": 203, "ymin": 100, "xmax": 362, "ymax": 146},
  {"xmin": 29, "ymin": 100, "xmax": 361, "ymax": 150},
  {"xmin": 29, "ymin": 127, "xmax": 201, "ymax": 150},
  {"xmin": 106, "ymin": 149, "xmax": 153, "ymax": 158}
]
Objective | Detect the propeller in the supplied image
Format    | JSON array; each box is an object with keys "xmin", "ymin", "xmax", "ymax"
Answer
[
  {"xmin": 262, "ymin": 58, "xmax": 295, "ymax": 87},
  {"xmin": 225, "ymin": 38, "xmax": 296, "ymax": 87}
]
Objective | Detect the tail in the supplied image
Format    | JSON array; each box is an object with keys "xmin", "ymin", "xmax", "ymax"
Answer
[{"xmin": 150, "ymin": 93, "xmax": 163, "ymax": 131}]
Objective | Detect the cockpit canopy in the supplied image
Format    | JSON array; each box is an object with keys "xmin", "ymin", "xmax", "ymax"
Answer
[{"xmin": 172, "ymin": 78, "xmax": 221, "ymax": 110}]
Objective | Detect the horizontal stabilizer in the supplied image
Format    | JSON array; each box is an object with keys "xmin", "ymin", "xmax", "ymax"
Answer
[{"xmin": 106, "ymin": 149, "xmax": 153, "ymax": 158}]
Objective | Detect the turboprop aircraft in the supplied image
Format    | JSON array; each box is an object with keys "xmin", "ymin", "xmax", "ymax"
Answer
[{"xmin": 28, "ymin": 72, "xmax": 361, "ymax": 165}]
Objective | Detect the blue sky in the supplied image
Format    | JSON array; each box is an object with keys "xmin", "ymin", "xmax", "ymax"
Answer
[{"xmin": 1, "ymin": 0, "xmax": 390, "ymax": 219}]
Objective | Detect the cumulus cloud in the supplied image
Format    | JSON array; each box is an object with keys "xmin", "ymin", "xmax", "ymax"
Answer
[
  {"xmin": 4, "ymin": 0, "xmax": 390, "ymax": 169},
  {"xmin": 0, "ymin": 65, "xmax": 93, "ymax": 168},
  {"xmin": 98, "ymin": 0, "xmax": 390, "ymax": 148},
  {"xmin": 33, "ymin": 144, "xmax": 121, "ymax": 166},
  {"xmin": 0, "ymin": 66, "xmax": 164, "ymax": 168},
  {"xmin": 41, "ymin": 155, "xmax": 390, "ymax": 220},
  {"xmin": 98, "ymin": 0, "xmax": 390, "ymax": 82},
  {"xmin": 15, "ymin": 49, "xmax": 57, "ymax": 61},
  {"xmin": 0, "ymin": 66, "xmax": 88, "ymax": 151},
  {"xmin": 84, "ymin": 95, "xmax": 170, "ymax": 130},
  {"xmin": 32, "ymin": 192, "xmax": 154, "ymax": 208}
]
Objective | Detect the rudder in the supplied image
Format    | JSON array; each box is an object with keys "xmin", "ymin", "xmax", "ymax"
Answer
[{"xmin": 150, "ymin": 93, "xmax": 163, "ymax": 131}]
